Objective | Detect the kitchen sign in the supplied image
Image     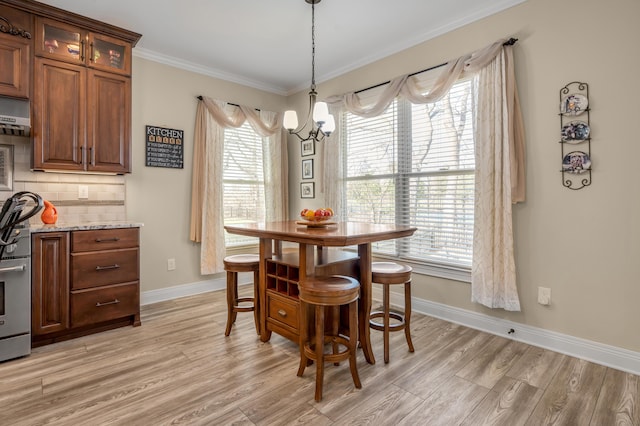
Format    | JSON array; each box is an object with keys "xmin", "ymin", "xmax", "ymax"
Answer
[{"xmin": 145, "ymin": 125, "xmax": 184, "ymax": 169}]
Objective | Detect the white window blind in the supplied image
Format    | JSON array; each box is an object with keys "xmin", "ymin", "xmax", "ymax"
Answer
[
  {"xmin": 343, "ymin": 74, "xmax": 476, "ymax": 271},
  {"xmin": 223, "ymin": 121, "xmax": 265, "ymax": 247}
]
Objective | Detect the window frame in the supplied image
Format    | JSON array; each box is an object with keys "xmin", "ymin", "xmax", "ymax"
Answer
[{"xmin": 340, "ymin": 77, "xmax": 475, "ymax": 282}]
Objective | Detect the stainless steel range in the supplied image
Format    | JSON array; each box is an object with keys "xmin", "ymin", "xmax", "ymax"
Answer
[{"xmin": 0, "ymin": 192, "xmax": 43, "ymax": 362}]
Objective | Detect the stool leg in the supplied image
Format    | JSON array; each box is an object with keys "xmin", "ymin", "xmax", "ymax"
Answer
[
  {"xmin": 224, "ymin": 271, "xmax": 236, "ymax": 336},
  {"xmin": 297, "ymin": 301, "xmax": 309, "ymax": 377},
  {"xmin": 331, "ymin": 305, "xmax": 340, "ymax": 366},
  {"xmin": 383, "ymin": 283, "xmax": 390, "ymax": 364},
  {"xmin": 314, "ymin": 305, "xmax": 325, "ymax": 402},
  {"xmin": 348, "ymin": 299, "xmax": 362, "ymax": 389},
  {"xmin": 252, "ymin": 269, "xmax": 260, "ymax": 335},
  {"xmin": 404, "ymin": 280, "xmax": 415, "ymax": 353}
]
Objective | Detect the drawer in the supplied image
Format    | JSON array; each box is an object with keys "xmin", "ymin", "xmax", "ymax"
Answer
[
  {"xmin": 71, "ymin": 282, "xmax": 139, "ymax": 328},
  {"xmin": 71, "ymin": 247, "xmax": 139, "ymax": 290},
  {"xmin": 72, "ymin": 228, "xmax": 139, "ymax": 252},
  {"xmin": 267, "ymin": 292, "xmax": 299, "ymax": 331}
]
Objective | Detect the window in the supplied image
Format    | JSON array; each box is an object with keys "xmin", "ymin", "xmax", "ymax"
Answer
[
  {"xmin": 223, "ymin": 122, "xmax": 265, "ymax": 247},
  {"xmin": 342, "ymin": 77, "xmax": 475, "ymax": 275}
]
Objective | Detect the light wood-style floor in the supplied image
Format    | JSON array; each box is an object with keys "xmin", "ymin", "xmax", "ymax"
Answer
[{"xmin": 1, "ymin": 288, "xmax": 638, "ymax": 425}]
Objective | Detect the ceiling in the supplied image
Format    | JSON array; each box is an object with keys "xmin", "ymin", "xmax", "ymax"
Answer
[{"xmin": 36, "ymin": 0, "xmax": 525, "ymax": 96}]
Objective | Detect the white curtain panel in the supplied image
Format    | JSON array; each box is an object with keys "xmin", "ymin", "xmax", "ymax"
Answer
[
  {"xmin": 324, "ymin": 38, "xmax": 526, "ymax": 310},
  {"xmin": 190, "ymin": 97, "xmax": 286, "ymax": 275},
  {"xmin": 471, "ymin": 47, "xmax": 524, "ymax": 311}
]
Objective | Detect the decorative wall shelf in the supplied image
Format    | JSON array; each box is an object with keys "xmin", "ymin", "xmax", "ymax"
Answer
[{"xmin": 559, "ymin": 81, "xmax": 591, "ymax": 190}]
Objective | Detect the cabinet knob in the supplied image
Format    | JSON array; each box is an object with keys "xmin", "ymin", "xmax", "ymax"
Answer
[{"xmin": 277, "ymin": 309, "xmax": 287, "ymax": 317}]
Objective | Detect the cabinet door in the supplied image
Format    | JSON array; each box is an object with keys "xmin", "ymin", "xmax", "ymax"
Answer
[
  {"xmin": 88, "ymin": 33, "xmax": 131, "ymax": 76},
  {"xmin": 0, "ymin": 34, "xmax": 30, "ymax": 99},
  {"xmin": 35, "ymin": 17, "xmax": 87, "ymax": 65},
  {"xmin": 87, "ymin": 70, "xmax": 131, "ymax": 173},
  {"xmin": 32, "ymin": 232, "xmax": 70, "ymax": 336},
  {"xmin": 33, "ymin": 57, "xmax": 86, "ymax": 171}
]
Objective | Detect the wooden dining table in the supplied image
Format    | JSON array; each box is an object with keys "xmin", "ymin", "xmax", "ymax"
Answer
[{"xmin": 224, "ymin": 220, "xmax": 417, "ymax": 364}]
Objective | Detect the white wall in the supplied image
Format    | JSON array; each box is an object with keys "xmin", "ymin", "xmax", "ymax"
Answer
[{"xmin": 287, "ymin": 0, "xmax": 640, "ymax": 353}]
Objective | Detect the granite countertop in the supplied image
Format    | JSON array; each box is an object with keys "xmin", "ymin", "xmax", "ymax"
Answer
[{"xmin": 30, "ymin": 221, "xmax": 144, "ymax": 233}]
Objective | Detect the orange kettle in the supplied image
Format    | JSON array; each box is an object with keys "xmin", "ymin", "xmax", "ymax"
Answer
[{"xmin": 40, "ymin": 200, "xmax": 58, "ymax": 224}]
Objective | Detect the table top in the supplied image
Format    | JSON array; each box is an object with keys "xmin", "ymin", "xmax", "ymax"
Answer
[{"xmin": 224, "ymin": 221, "xmax": 416, "ymax": 246}]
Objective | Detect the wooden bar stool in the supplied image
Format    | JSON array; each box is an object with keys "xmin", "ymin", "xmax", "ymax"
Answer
[
  {"xmin": 369, "ymin": 262, "xmax": 414, "ymax": 363},
  {"xmin": 223, "ymin": 254, "xmax": 260, "ymax": 336},
  {"xmin": 297, "ymin": 275, "xmax": 362, "ymax": 402}
]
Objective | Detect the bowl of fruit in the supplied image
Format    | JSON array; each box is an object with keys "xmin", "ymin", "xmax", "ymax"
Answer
[{"xmin": 299, "ymin": 208, "xmax": 335, "ymax": 225}]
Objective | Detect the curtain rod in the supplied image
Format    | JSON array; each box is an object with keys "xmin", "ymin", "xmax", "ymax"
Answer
[
  {"xmin": 196, "ymin": 96, "xmax": 260, "ymax": 111},
  {"xmin": 354, "ymin": 37, "xmax": 518, "ymax": 95}
]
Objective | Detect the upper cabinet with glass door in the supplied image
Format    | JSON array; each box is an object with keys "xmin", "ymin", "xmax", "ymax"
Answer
[{"xmin": 35, "ymin": 17, "xmax": 131, "ymax": 76}]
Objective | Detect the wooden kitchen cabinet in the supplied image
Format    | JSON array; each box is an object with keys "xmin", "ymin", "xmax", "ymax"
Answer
[
  {"xmin": 31, "ymin": 227, "xmax": 141, "ymax": 347},
  {"xmin": 32, "ymin": 57, "xmax": 131, "ymax": 173},
  {"xmin": 31, "ymin": 14, "xmax": 138, "ymax": 173},
  {"xmin": 34, "ymin": 16, "xmax": 131, "ymax": 76},
  {"xmin": 0, "ymin": 4, "xmax": 32, "ymax": 99},
  {"xmin": 26, "ymin": 5, "xmax": 140, "ymax": 173},
  {"xmin": 31, "ymin": 231, "xmax": 70, "ymax": 337},
  {"xmin": 32, "ymin": 57, "xmax": 86, "ymax": 171}
]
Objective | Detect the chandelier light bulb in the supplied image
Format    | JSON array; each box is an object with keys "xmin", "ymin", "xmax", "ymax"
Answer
[
  {"xmin": 323, "ymin": 114, "xmax": 335, "ymax": 135},
  {"xmin": 312, "ymin": 101, "xmax": 329, "ymax": 125},
  {"xmin": 283, "ymin": 110, "xmax": 299, "ymax": 130}
]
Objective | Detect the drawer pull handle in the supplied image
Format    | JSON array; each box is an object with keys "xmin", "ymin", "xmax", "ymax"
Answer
[
  {"xmin": 95, "ymin": 264, "xmax": 120, "ymax": 271},
  {"xmin": 95, "ymin": 237, "xmax": 120, "ymax": 243},
  {"xmin": 96, "ymin": 299, "xmax": 120, "ymax": 307},
  {"xmin": 277, "ymin": 309, "xmax": 287, "ymax": 317}
]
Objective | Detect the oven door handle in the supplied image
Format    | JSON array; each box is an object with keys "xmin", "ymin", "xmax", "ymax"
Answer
[{"xmin": 0, "ymin": 264, "xmax": 25, "ymax": 273}]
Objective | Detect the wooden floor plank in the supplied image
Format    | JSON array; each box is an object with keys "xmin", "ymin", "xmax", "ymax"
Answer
[
  {"xmin": 461, "ymin": 376, "xmax": 544, "ymax": 426},
  {"xmin": 525, "ymin": 357, "xmax": 607, "ymax": 425},
  {"xmin": 590, "ymin": 368, "xmax": 640, "ymax": 426}
]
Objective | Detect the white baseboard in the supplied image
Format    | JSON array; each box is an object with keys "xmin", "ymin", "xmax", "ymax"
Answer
[
  {"xmin": 141, "ymin": 280, "xmax": 640, "ymax": 376},
  {"xmin": 140, "ymin": 272, "xmax": 255, "ymax": 306},
  {"xmin": 372, "ymin": 287, "xmax": 640, "ymax": 376},
  {"xmin": 141, "ymin": 278, "xmax": 225, "ymax": 306}
]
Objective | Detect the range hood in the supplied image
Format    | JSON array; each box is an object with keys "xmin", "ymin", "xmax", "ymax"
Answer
[{"xmin": 0, "ymin": 97, "xmax": 30, "ymax": 136}]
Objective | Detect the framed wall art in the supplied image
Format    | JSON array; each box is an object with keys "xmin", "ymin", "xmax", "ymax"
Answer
[
  {"xmin": 302, "ymin": 159, "xmax": 314, "ymax": 179},
  {"xmin": 301, "ymin": 140, "xmax": 315, "ymax": 156},
  {"xmin": 300, "ymin": 182, "xmax": 315, "ymax": 198}
]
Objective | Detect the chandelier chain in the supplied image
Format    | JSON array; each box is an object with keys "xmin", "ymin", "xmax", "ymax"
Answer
[{"xmin": 311, "ymin": 1, "xmax": 316, "ymax": 91}]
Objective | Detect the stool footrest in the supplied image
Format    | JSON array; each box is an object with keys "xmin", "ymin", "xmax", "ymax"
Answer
[
  {"xmin": 369, "ymin": 311, "xmax": 406, "ymax": 332},
  {"xmin": 303, "ymin": 335, "xmax": 352, "ymax": 364}
]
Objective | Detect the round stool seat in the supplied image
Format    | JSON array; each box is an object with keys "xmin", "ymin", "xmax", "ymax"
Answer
[
  {"xmin": 224, "ymin": 254, "xmax": 260, "ymax": 272},
  {"xmin": 371, "ymin": 262, "xmax": 412, "ymax": 284},
  {"xmin": 299, "ymin": 276, "xmax": 360, "ymax": 306}
]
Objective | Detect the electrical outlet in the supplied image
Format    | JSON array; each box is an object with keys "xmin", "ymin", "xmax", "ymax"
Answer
[
  {"xmin": 78, "ymin": 185, "xmax": 89, "ymax": 199},
  {"xmin": 167, "ymin": 258, "xmax": 176, "ymax": 271},
  {"xmin": 538, "ymin": 287, "xmax": 551, "ymax": 305}
]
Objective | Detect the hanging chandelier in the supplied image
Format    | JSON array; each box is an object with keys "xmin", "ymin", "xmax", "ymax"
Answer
[{"xmin": 283, "ymin": 0, "xmax": 335, "ymax": 142}]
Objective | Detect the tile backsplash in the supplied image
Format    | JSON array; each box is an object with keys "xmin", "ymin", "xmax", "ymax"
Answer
[{"xmin": 0, "ymin": 135, "xmax": 126, "ymax": 224}]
